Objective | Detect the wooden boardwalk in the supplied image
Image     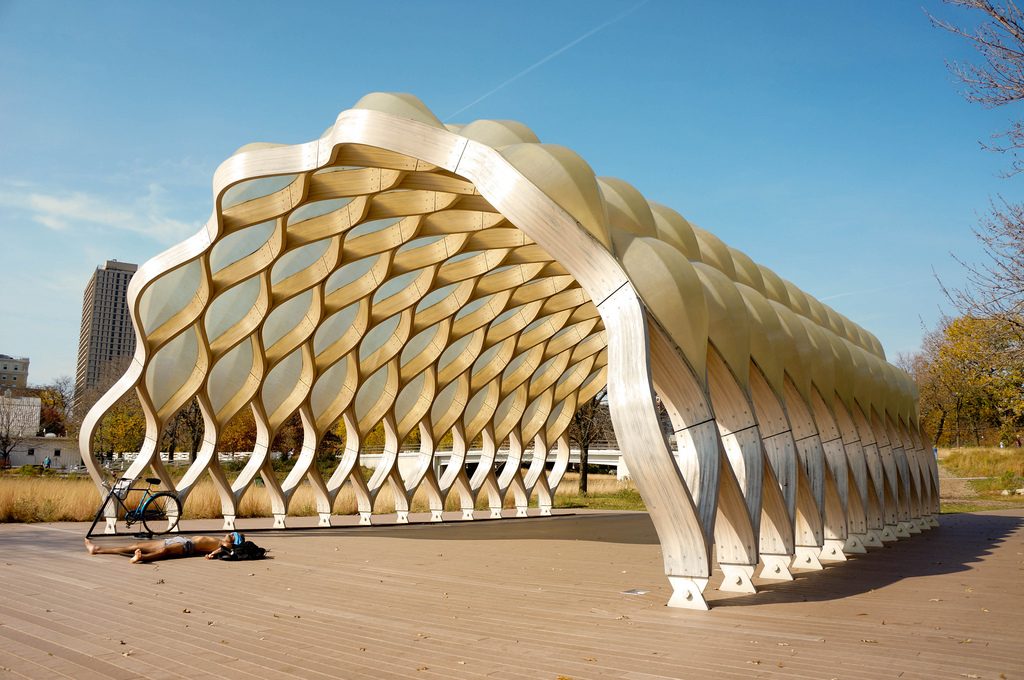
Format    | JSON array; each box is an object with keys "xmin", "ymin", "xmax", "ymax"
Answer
[{"xmin": 1, "ymin": 509, "xmax": 1021, "ymax": 679}]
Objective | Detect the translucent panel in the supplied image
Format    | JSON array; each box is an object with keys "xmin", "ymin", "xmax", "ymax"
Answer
[
  {"xmin": 522, "ymin": 394, "xmax": 547, "ymax": 430},
  {"xmin": 262, "ymin": 290, "xmax": 313, "ymax": 348},
  {"xmin": 445, "ymin": 250, "xmax": 480, "ymax": 265},
  {"xmin": 359, "ymin": 314, "xmax": 401, "ymax": 360},
  {"xmin": 502, "ymin": 350, "xmax": 534, "ymax": 380},
  {"xmin": 431, "ymin": 379, "xmax": 462, "ymax": 425},
  {"xmin": 416, "ymin": 281, "xmax": 462, "ymax": 311},
  {"xmin": 533, "ymin": 355, "xmax": 561, "ymax": 379},
  {"xmin": 209, "ymin": 220, "xmax": 275, "ymax": 273},
  {"xmin": 472, "ymin": 342, "xmax": 506, "ymax": 377},
  {"xmin": 287, "ymin": 198, "xmax": 350, "ymax": 225},
  {"xmin": 464, "ymin": 385, "xmax": 495, "ymax": 427},
  {"xmin": 453, "ymin": 295, "xmax": 494, "ymax": 322},
  {"xmin": 325, "ymin": 255, "xmax": 380, "ymax": 295},
  {"xmin": 354, "ymin": 364, "xmax": 390, "ymax": 423},
  {"xmin": 438, "ymin": 334, "xmax": 477, "ymax": 374},
  {"xmin": 208, "ymin": 339, "xmax": 254, "ymax": 414},
  {"xmin": 310, "ymin": 357, "xmax": 350, "ymax": 419},
  {"xmin": 549, "ymin": 323, "xmax": 579, "ymax": 343},
  {"xmin": 262, "ymin": 349, "xmax": 302, "ymax": 416},
  {"xmin": 346, "ymin": 218, "xmax": 401, "ymax": 240},
  {"xmin": 270, "ymin": 239, "xmax": 331, "ymax": 285},
  {"xmin": 394, "ymin": 372, "xmax": 427, "ymax": 420},
  {"xmin": 396, "ymin": 234, "xmax": 445, "ymax": 255},
  {"xmin": 494, "ymin": 389, "xmax": 524, "ymax": 427},
  {"xmin": 579, "ymin": 371, "xmax": 606, "ymax": 396},
  {"xmin": 401, "ymin": 324, "xmax": 441, "ymax": 366},
  {"xmin": 138, "ymin": 260, "xmax": 201, "ymax": 334},
  {"xmin": 491, "ymin": 305, "xmax": 524, "ymax": 328},
  {"xmin": 145, "ymin": 327, "xmax": 198, "ymax": 410},
  {"xmin": 374, "ymin": 270, "xmax": 425, "ymax": 303},
  {"xmin": 205, "ymin": 277, "xmax": 261, "ymax": 341},
  {"xmin": 313, "ymin": 303, "xmax": 360, "ymax": 355},
  {"xmin": 221, "ymin": 174, "xmax": 298, "ymax": 210},
  {"xmin": 521, "ymin": 315, "xmax": 549, "ymax": 337}
]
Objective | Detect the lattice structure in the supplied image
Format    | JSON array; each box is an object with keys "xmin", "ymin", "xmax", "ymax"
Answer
[{"xmin": 81, "ymin": 93, "xmax": 937, "ymax": 609}]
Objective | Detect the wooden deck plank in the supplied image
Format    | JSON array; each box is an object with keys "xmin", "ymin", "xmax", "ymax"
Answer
[{"xmin": 1, "ymin": 509, "xmax": 1021, "ymax": 679}]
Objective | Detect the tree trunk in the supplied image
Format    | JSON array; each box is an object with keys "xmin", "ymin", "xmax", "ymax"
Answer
[
  {"xmin": 579, "ymin": 443, "xmax": 589, "ymax": 494},
  {"xmin": 933, "ymin": 409, "xmax": 947, "ymax": 446}
]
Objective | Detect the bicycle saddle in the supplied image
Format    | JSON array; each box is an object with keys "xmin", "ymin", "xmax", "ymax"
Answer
[{"xmin": 145, "ymin": 477, "xmax": 161, "ymax": 485}]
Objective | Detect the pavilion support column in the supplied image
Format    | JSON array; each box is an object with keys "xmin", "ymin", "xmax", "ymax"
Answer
[{"xmin": 601, "ymin": 287, "xmax": 713, "ymax": 610}]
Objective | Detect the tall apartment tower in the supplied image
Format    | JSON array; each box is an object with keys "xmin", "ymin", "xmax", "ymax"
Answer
[{"xmin": 75, "ymin": 260, "xmax": 138, "ymax": 403}]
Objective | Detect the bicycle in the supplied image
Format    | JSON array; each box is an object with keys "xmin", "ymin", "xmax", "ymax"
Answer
[{"xmin": 85, "ymin": 477, "xmax": 182, "ymax": 538}]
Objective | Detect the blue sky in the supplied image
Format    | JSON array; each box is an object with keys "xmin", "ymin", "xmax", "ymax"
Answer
[{"xmin": 0, "ymin": 1, "xmax": 1017, "ymax": 385}]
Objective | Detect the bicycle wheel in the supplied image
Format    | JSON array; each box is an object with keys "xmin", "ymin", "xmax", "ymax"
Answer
[{"xmin": 141, "ymin": 492, "xmax": 182, "ymax": 535}]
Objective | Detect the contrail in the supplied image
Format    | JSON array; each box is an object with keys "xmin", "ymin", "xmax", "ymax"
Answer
[
  {"xmin": 819, "ymin": 277, "xmax": 932, "ymax": 302},
  {"xmin": 445, "ymin": 0, "xmax": 651, "ymax": 122}
]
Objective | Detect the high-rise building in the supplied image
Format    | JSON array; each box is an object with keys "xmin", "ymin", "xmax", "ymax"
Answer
[
  {"xmin": 0, "ymin": 354, "xmax": 29, "ymax": 388},
  {"xmin": 75, "ymin": 260, "xmax": 138, "ymax": 404}
]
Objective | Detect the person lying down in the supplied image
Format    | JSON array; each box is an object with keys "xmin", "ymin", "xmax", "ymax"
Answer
[{"xmin": 84, "ymin": 532, "xmax": 266, "ymax": 563}]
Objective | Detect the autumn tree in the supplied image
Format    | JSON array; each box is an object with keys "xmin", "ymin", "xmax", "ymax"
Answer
[
  {"xmin": 38, "ymin": 376, "xmax": 75, "ymax": 436},
  {"xmin": 566, "ymin": 387, "xmax": 613, "ymax": 493},
  {"xmin": 902, "ymin": 315, "xmax": 1023, "ymax": 446},
  {"xmin": 219, "ymin": 409, "xmax": 257, "ymax": 454},
  {"xmin": 90, "ymin": 392, "xmax": 146, "ymax": 457}
]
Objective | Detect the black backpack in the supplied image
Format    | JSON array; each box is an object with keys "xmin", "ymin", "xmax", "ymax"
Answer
[{"xmin": 217, "ymin": 540, "xmax": 267, "ymax": 561}]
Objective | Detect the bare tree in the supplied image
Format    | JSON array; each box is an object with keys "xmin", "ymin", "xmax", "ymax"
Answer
[
  {"xmin": 932, "ymin": 0, "xmax": 1024, "ymax": 171},
  {"xmin": 161, "ymin": 398, "xmax": 205, "ymax": 463},
  {"xmin": 567, "ymin": 387, "xmax": 613, "ymax": 494},
  {"xmin": 943, "ymin": 198, "xmax": 1024, "ymax": 356},
  {"xmin": 0, "ymin": 390, "xmax": 39, "ymax": 467},
  {"xmin": 932, "ymin": 1, "xmax": 1024, "ymax": 357}
]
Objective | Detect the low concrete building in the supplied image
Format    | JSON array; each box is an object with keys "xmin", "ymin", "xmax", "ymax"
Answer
[
  {"xmin": 0, "ymin": 354, "xmax": 29, "ymax": 389},
  {"xmin": 6, "ymin": 435, "xmax": 82, "ymax": 469}
]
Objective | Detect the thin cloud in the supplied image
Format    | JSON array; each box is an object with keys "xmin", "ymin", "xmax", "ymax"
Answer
[
  {"xmin": 0, "ymin": 182, "xmax": 197, "ymax": 245},
  {"xmin": 446, "ymin": 0, "xmax": 651, "ymax": 121}
]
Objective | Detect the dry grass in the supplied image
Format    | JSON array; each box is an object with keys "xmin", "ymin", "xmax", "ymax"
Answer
[
  {"xmin": 940, "ymin": 446, "xmax": 1024, "ymax": 479},
  {"xmin": 0, "ymin": 471, "xmax": 638, "ymax": 523}
]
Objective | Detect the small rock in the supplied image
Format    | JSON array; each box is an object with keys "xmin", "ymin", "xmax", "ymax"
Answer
[
  {"xmin": 1015, "ymin": 488, "xmax": 1024, "ymax": 495},
  {"xmin": 1001, "ymin": 490, "xmax": 1011, "ymax": 496}
]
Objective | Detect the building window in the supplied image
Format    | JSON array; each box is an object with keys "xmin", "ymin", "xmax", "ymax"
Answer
[
  {"xmin": 54, "ymin": 450, "xmax": 61, "ymax": 457},
  {"xmin": 27, "ymin": 448, "xmax": 34, "ymax": 456}
]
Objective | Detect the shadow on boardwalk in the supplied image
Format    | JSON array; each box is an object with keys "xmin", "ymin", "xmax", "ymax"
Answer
[{"xmin": 716, "ymin": 511, "xmax": 1024, "ymax": 606}]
